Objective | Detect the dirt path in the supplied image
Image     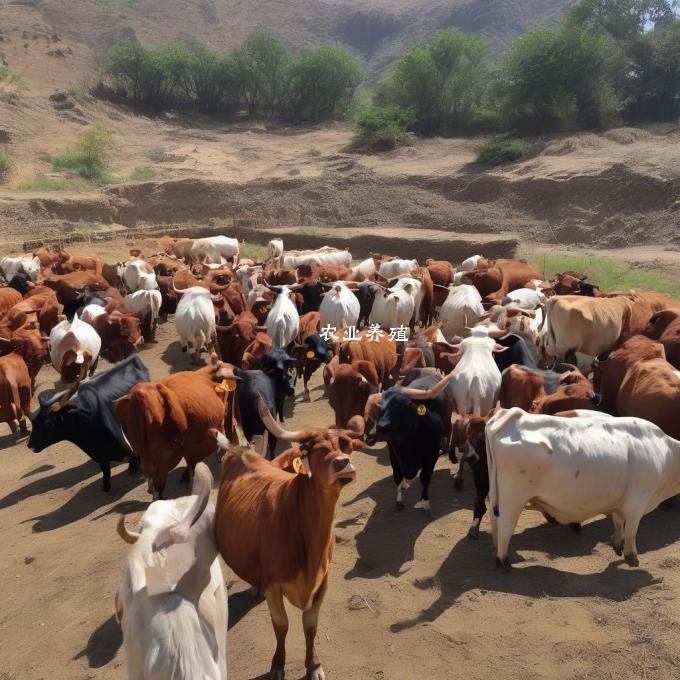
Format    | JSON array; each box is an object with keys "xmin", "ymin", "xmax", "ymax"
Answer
[{"xmin": 0, "ymin": 320, "xmax": 679, "ymax": 680}]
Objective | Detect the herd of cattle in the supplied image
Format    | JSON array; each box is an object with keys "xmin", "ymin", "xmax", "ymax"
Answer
[{"xmin": 1, "ymin": 237, "xmax": 680, "ymax": 680}]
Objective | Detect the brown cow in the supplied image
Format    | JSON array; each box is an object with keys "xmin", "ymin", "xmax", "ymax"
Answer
[
  {"xmin": 465, "ymin": 261, "xmax": 543, "ymax": 304},
  {"xmin": 499, "ymin": 364, "xmax": 546, "ymax": 411},
  {"xmin": 156, "ymin": 275, "xmax": 179, "ymax": 321},
  {"xmin": 172, "ymin": 269, "xmax": 205, "ymax": 291},
  {"xmin": 643, "ymin": 309, "xmax": 680, "ymax": 369},
  {"xmin": 0, "ymin": 288, "xmax": 22, "ymax": 318},
  {"xmin": 265, "ymin": 269, "xmax": 297, "ymax": 286},
  {"xmin": 2, "ymin": 290, "xmax": 63, "ymax": 336},
  {"xmin": 42, "ymin": 271, "xmax": 110, "ymax": 304},
  {"xmin": 114, "ymin": 362, "xmax": 236, "ymax": 498},
  {"xmin": 52, "ymin": 251, "xmax": 103, "ymax": 276},
  {"xmin": 593, "ymin": 335, "xmax": 680, "ymax": 440},
  {"xmin": 414, "ymin": 267, "xmax": 434, "ymax": 326},
  {"xmin": 339, "ymin": 328, "xmax": 397, "ymax": 389},
  {"xmin": 290, "ymin": 311, "xmax": 331, "ymax": 401},
  {"xmin": 0, "ymin": 326, "xmax": 48, "ymax": 387},
  {"xmin": 216, "ymin": 312, "xmax": 261, "ymax": 366},
  {"xmin": 81, "ymin": 306, "xmax": 144, "ymax": 363},
  {"xmin": 530, "ymin": 371, "xmax": 600, "ymax": 415},
  {"xmin": 327, "ymin": 360, "xmax": 378, "ymax": 434},
  {"xmin": 33, "ymin": 247, "xmax": 58, "ymax": 269},
  {"xmin": 426, "ymin": 259, "xmax": 453, "ymax": 309},
  {"xmin": 0, "ymin": 352, "xmax": 31, "ymax": 434},
  {"xmin": 214, "ymin": 401, "xmax": 359, "ymax": 680},
  {"xmin": 241, "ymin": 332, "xmax": 273, "ymax": 369}
]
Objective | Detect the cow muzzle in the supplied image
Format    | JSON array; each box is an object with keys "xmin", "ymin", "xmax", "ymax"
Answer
[{"xmin": 330, "ymin": 456, "xmax": 356, "ymax": 486}]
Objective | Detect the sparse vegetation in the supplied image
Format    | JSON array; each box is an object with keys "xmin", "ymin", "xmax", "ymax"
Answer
[
  {"xmin": 240, "ymin": 243, "xmax": 269, "ymax": 261},
  {"xmin": 354, "ymin": 104, "xmax": 416, "ymax": 151},
  {"xmin": 66, "ymin": 83, "xmax": 82, "ymax": 99},
  {"xmin": 308, "ymin": 147, "xmax": 321, "ymax": 157},
  {"xmin": 0, "ymin": 148, "xmax": 10, "ymax": 182},
  {"xmin": 16, "ymin": 176, "xmax": 94, "ymax": 192},
  {"xmin": 127, "ymin": 166, "xmax": 155, "ymax": 181},
  {"xmin": 530, "ymin": 251, "xmax": 680, "ymax": 298},
  {"xmin": 51, "ymin": 122, "xmax": 115, "ymax": 182},
  {"xmin": 475, "ymin": 135, "xmax": 540, "ymax": 165}
]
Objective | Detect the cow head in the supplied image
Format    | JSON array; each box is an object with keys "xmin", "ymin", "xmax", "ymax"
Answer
[
  {"xmin": 0, "ymin": 328, "xmax": 48, "ymax": 381},
  {"xmin": 260, "ymin": 349, "xmax": 296, "ymax": 398},
  {"xmin": 216, "ymin": 319, "xmax": 258, "ymax": 365},
  {"xmin": 256, "ymin": 398, "xmax": 359, "ymax": 489},
  {"xmin": 28, "ymin": 384, "xmax": 81, "ymax": 453}
]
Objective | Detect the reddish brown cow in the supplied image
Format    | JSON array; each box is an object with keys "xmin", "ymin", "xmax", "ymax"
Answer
[
  {"xmin": 466, "ymin": 261, "xmax": 543, "ymax": 304},
  {"xmin": 241, "ymin": 332, "xmax": 273, "ymax": 369},
  {"xmin": 83, "ymin": 307, "xmax": 144, "ymax": 363},
  {"xmin": 33, "ymin": 247, "xmax": 58, "ymax": 269},
  {"xmin": 114, "ymin": 362, "xmax": 236, "ymax": 498},
  {"xmin": 172, "ymin": 269, "xmax": 205, "ymax": 291},
  {"xmin": 0, "ymin": 352, "xmax": 31, "ymax": 434},
  {"xmin": 0, "ymin": 288, "xmax": 22, "ymax": 318},
  {"xmin": 415, "ymin": 267, "xmax": 434, "ymax": 325},
  {"xmin": 426, "ymin": 259, "xmax": 453, "ymax": 308},
  {"xmin": 643, "ymin": 309, "xmax": 680, "ymax": 369},
  {"xmin": 499, "ymin": 364, "xmax": 546, "ymax": 411},
  {"xmin": 327, "ymin": 360, "xmax": 378, "ymax": 434},
  {"xmin": 214, "ymin": 403, "xmax": 359, "ymax": 680},
  {"xmin": 42, "ymin": 272, "xmax": 110, "ymax": 304},
  {"xmin": 265, "ymin": 269, "xmax": 297, "ymax": 286},
  {"xmin": 52, "ymin": 251, "xmax": 103, "ymax": 276},
  {"xmin": 0, "ymin": 326, "xmax": 48, "ymax": 387},
  {"xmin": 290, "ymin": 311, "xmax": 326, "ymax": 400},
  {"xmin": 146, "ymin": 254, "xmax": 186, "ymax": 277},
  {"xmin": 216, "ymin": 312, "xmax": 261, "ymax": 366},
  {"xmin": 3, "ymin": 290, "xmax": 63, "ymax": 336},
  {"xmin": 593, "ymin": 335, "xmax": 680, "ymax": 439},
  {"xmin": 204, "ymin": 267, "xmax": 236, "ymax": 291},
  {"xmin": 221, "ymin": 281, "xmax": 247, "ymax": 316},
  {"xmin": 156, "ymin": 275, "xmax": 178, "ymax": 321},
  {"xmin": 339, "ymin": 328, "xmax": 397, "ymax": 389},
  {"xmin": 530, "ymin": 371, "xmax": 600, "ymax": 415}
]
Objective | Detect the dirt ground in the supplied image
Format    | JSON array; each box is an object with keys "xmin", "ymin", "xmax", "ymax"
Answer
[{"xmin": 0, "ymin": 317, "xmax": 679, "ymax": 680}]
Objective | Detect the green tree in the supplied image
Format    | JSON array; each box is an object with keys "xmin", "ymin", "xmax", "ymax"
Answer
[
  {"xmin": 289, "ymin": 47, "xmax": 365, "ymax": 121},
  {"xmin": 103, "ymin": 39, "xmax": 152, "ymax": 101}
]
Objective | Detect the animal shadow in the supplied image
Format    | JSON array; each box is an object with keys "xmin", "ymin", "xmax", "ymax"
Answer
[{"xmin": 74, "ymin": 614, "xmax": 122, "ymax": 668}]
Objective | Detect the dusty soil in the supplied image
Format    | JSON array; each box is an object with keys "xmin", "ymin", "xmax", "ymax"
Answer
[{"xmin": 0, "ymin": 318, "xmax": 679, "ymax": 680}]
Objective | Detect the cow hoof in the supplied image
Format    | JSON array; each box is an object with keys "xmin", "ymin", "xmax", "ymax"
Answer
[
  {"xmin": 395, "ymin": 500, "xmax": 404, "ymax": 511},
  {"xmin": 307, "ymin": 666, "xmax": 325, "ymax": 680},
  {"xmin": 414, "ymin": 499, "xmax": 430, "ymax": 511},
  {"xmin": 270, "ymin": 670, "xmax": 284, "ymax": 680},
  {"xmin": 467, "ymin": 525, "xmax": 480, "ymax": 540},
  {"xmin": 453, "ymin": 476, "xmax": 463, "ymax": 491},
  {"xmin": 624, "ymin": 553, "xmax": 640, "ymax": 567},
  {"xmin": 302, "ymin": 392, "xmax": 311, "ymax": 403},
  {"xmin": 496, "ymin": 557, "xmax": 512, "ymax": 572},
  {"xmin": 569, "ymin": 522, "xmax": 582, "ymax": 533}
]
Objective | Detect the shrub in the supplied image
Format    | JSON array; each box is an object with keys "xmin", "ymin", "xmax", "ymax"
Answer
[
  {"xmin": 475, "ymin": 135, "xmax": 539, "ymax": 165},
  {"xmin": 0, "ymin": 148, "xmax": 10, "ymax": 182},
  {"xmin": 308, "ymin": 147, "xmax": 321, "ymax": 157},
  {"xmin": 354, "ymin": 104, "xmax": 416, "ymax": 150},
  {"xmin": 66, "ymin": 83, "xmax": 82, "ymax": 99},
  {"xmin": 52, "ymin": 122, "xmax": 115, "ymax": 182},
  {"xmin": 127, "ymin": 167, "xmax": 155, "ymax": 181}
]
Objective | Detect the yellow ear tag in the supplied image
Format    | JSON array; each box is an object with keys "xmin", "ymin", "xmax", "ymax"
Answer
[
  {"xmin": 214, "ymin": 379, "xmax": 236, "ymax": 394},
  {"xmin": 293, "ymin": 455, "xmax": 312, "ymax": 477},
  {"xmin": 416, "ymin": 404, "xmax": 427, "ymax": 416},
  {"xmin": 306, "ymin": 350, "xmax": 315, "ymax": 359}
]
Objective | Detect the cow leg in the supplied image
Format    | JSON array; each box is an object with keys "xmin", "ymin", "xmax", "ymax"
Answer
[
  {"xmin": 19, "ymin": 417, "xmax": 28, "ymax": 434},
  {"xmin": 388, "ymin": 444, "xmax": 405, "ymax": 510},
  {"xmin": 622, "ymin": 505, "xmax": 644, "ymax": 567},
  {"xmin": 468, "ymin": 459, "xmax": 489, "ymax": 540},
  {"xmin": 453, "ymin": 453, "xmax": 465, "ymax": 490},
  {"xmin": 395, "ymin": 480, "xmax": 408, "ymax": 510},
  {"xmin": 265, "ymin": 584, "xmax": 288, "ymax": 680},
  {"xmin": 611, "ymin": 512, "xmax": 624, "ymax": 556},
  {"xmin": 88, "ymin": 356, "xmax": 99, "ymax": 377},
  {"xmin": 495, "ymin": 501, "xmax": 524, "ymax": 571},
  {"xmin": 414, "ymin": 457, "xmax": 435, "ymax": 511},
  {"xmin": 303, "ymin": 575, "xmax": 328, "ymax": 680},
  {"xmin": 8, "ymin": 420, "xmax": 17, "ymax": 434},
  {"xmin": 127, "ymin": 454, "xmax": 139, "ymax": 474},
  {"xmin": 100, "ymin": 460, "xmax": 112, "ymax": 492}
]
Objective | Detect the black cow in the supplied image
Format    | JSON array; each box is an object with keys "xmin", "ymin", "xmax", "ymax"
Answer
[
  {"xmin": 28, "ymin": 354, "xmax": 149, "ymax": 491},
  {"xmin": 376, "ymin": 371, "xmax": 453, "ymax": 511},
  {"xmin": 297, "ymin": 281, "xmax": 324, "ymax": 315},
  {"xmin": 292, "ymin": 333, "xmax": 333, "ymax": 399},
  {"xmin": 354, "ymin": 286, "xmax": 376, "ymax": 328},
  {"xmin": 9, "ymin": 272, "xmax": 32, "ymax": 296},
  {"xmin": 234, "ymin": 349, "xmax": 296, "ymax": 458}
]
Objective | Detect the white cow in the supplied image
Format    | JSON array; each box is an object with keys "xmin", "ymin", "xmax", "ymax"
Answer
[
  {"xmin": 368, "ymin": 283, "xmax": 415, "ymax": 331},
  {"xmin": 125, "ymin": 289, "xmax": 163, "ymax": 339},
  {"xmin": 265, "ymin": 285, "xmax": 299, "ymax": 348},
  {"xmin": 351, "ymin": 257, "xmax": 376, "ymax": 279},
  {"xmin": 123, "ymin": 260, "xmax": 158, "ymax": 293},
  {"xmin": 115, "ymin": 463, "xmax": 227, "ymax": 680},
  {"xmin": 235, "ymin": 265, "xmax": 262, "ymax": 298},
  {"xmin": 486, "ymin": 408, "xmax": 680, "ymax": 569},
  {"xmin": 282, "ymin": 247, "xmax": 352, "ymax": 269},
  {"xmin": 460, "ymin": 254, "xmax": 483, "ymax": 272},
  {"xmin": 174, "ymin": 286, "xmax": 217, "ymax": 363},
  {"xmin": 378, "ymin": 258, "xmax": 418, "ymax": 279},
  {"xmin": 439, "ymin": 285, "xmax": 484, "ymax": 341},
  {"xmin": 49, "ymin": 316, "xmax": 102, "ymax": 381},
  {"xmin": 192, "ymin": 236, "xmax": 240, "ymax": 265},
  {"xmin": 267, "ymin": 239, "xmax": 284, "ymax": 268},
  {"xmin": 0, "ymin": 256, "xmax": 41, "ymax": 282},
  {"xmin": 503, "ymin": 287, "xmax": 545, "ymax": 310},
  {"xmin": 319, "ymin": 281, "xmax": 360, "ymax": 330},
  {"xmin": 392, "ymin": 277, "xmax": 425, "ymax": 324}
]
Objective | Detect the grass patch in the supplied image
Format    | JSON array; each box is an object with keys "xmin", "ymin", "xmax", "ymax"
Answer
[
  {"xmin": 295, "ymin": 227, "xmax": 311, "ymax": 236},
  {"xmin": 0, "ymin": 148, "xmax": 10, "ymax": 182},
  {"xmin": 530, "ymin": 251, "xmax": 680, "ymax": 298},
  {"xmin": 476, "ymin": 135, "xmax": 540, "ymax": 166},
  {"xmin": 240, "ymin": 243, "xmax": 269, "ymax": 261},
  {"xmin": 66, "ymin": 83, "xmax": 82, "ymax": 99},
  {"xmin": 127, "ymin": 167, "xmax": 155, "ymax": 182},
  {"xmin": 308, "ymin": 147, "xmax": 321, "ymax": 157},
  {"xmin": 16, "ymin": 175, "xmax": 94, "ymax": 192},
  {"xmin": 51, "ymin": 122, "xmax": 115, "ymax": 182}
]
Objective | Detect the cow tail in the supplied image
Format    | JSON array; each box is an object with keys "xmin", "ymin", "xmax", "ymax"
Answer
[
  {"xmin": 7, "ymin": 373, "xmax": 21, "ymax": 421},
  {"xmin": 471, "ymin": 374, "xmax": 482, "ymax": 416},
  {"xmin": 486, "ymin": 419, "xmax": 500, "ymax": 517}
]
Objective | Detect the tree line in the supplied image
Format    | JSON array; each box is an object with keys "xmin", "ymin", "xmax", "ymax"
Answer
[
  {"xmin": 99, "ymin": 31, "xmax": 365, "ymax": 121},
  {"xmin": 99, "ymin": 1, "xmax": 680, "ymax": 138}
]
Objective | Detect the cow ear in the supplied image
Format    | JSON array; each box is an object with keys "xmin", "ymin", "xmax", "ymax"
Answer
[{"xmin": 271, "ymin": 448, "xmax": 310, "ymax": 477}]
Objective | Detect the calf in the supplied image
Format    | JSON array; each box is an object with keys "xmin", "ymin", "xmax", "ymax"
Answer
[
  {"xmin": 291, "ymin": 311, "xmax": 332, "ymax": 400},
  {"xmin": 0, "ymin": 326, "xmax": 48, "ymax": 387},
  {"xmin": 487, "ymin": 408, "xmax": 680, "ymax": 568},
  {"xmin": 115, "ymin": 464, "xmax": 227, "ymax": 680},
  {"xmin": 115, "ymin": 363, "xmax": 235, "ymax": 498},
  {"xmin": 214, "ymin": 402, "xmax": 358, "ymax": 680},
  {"xmin": 52, "ymin": 251, "xmax": 103, "ymax": 276},
  {"xmin": 28, "ymin": 355, "xmax": 149, "ymax": 491},
  {"xmin": 0, "ymin": 353, "xmax": 31, "ymax": 434},
  {"xmin": 267, "ymin": 238, "xmax": 284, "ymax": 268},
  {"xmin": 266, "ymin": 285, "xmax": 299, "ymax": 349}
]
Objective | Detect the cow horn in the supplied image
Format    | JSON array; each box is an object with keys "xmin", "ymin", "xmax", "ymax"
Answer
[
  {"xmin": 116, "ymin": 515, "xmax": 140, "ymax": 544},
  {"xmin": 398, "ymin": 371, "xmax": 456, "ymax": 400},
  {"xmin": 186, "ymin": 462, "xmax": 213, "ymax": 528},
  {"xmin": 257, "ymin": 396, "xmax": 306, "ymax": 441},
  {"xmin": 50, "ymin": 382, "xmax": 79, "ymax": 412}
]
